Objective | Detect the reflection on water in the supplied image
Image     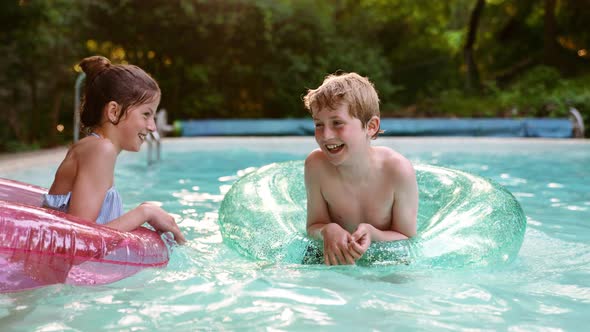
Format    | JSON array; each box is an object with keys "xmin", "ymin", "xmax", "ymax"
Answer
[{"xmin": 1, "ymin": 137, "xmax": 589, "ymax": 331}]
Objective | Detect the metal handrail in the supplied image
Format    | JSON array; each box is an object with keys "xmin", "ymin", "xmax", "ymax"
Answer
[
  {"xmin": 569, "ymin": 107, "xmax": 585, "ymax": 138},
  {"xmin": 146, "ymin": 131, "xmax": 161, "ymax": 165}
]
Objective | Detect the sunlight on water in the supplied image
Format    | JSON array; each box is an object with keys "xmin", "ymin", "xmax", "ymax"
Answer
[{"xmin": 1, "ymin": 137, "xmax": 589, "ymax": 331}]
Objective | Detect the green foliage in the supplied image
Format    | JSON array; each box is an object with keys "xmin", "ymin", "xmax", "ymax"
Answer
[
  {"xmin": 436, "ymin": 89, "xmax": 501, "ymax": 118},
  {"xmin": 2, "ymin": 0, "xmax": 590, "ymax": 151},
  {"xmin": 0, "ymin": 0, "xmax": 87, "ymax": 148},
  {"xmin": 420, "ymin": 67, "xmax": 590, "ymax": 127},
  {"xmin": 497, "ymin": 66, "xmax": 567, "ymax": 116}
]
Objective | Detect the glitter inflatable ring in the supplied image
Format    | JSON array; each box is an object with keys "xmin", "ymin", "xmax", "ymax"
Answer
[{"xmin": 219, "ymin": 161, "xmax": 526, "ymax": 268}]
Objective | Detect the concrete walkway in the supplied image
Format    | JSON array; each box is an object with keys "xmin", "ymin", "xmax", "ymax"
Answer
[
  {"xmin": 1, "ymin": 136, "xmax": 587, "ymax": 175},
  {"xmin": 0, "ymin": 147, "xmax": 67, "ymax": 174}
]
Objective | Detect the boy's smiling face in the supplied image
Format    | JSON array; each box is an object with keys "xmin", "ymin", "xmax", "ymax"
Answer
[{"xmin": 312, "ymin": 103, "xmax": 370, "ymax": 166}]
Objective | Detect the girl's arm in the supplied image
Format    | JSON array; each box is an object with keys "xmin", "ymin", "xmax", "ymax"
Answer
[
  {"xmin": 68, "ymin": 140, "xmax": 118, "ymax": 222},
  {"xmin": 68, "ymin": 139, "xmax": 186, "ymax": 244},
  {"xmin": 106, "ymin": 203, "xmax": 186, "ymax": 244}
]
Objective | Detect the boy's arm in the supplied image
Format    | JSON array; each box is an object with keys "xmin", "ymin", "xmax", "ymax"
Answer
[
  {"xmin": 390, "ymin": 160, "xmax": 418, "ymax": 238},
  {"xmin": 305, "ymin": 152, "xmax": 355, "ymax": 265},
  {"xmin": 304, "ymin": 151, "xmax": 332, "ymax": 239},
  {"xmin": 351, "ymin": 158, "xmax": 418, "ymax": 244}
]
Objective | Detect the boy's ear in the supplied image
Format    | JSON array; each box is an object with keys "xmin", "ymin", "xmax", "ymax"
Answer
[
  {"xmin": 105, "ymin": 101, "xmax": 121, "ymax": 124},
  {"xmin": 366, "ymin": 116, "xmax": 380, "ymax": 137}
]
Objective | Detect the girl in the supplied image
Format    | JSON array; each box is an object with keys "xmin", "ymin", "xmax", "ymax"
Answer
[{"xmin": 43, "ymin": 55, "xmax": 185, "ymax": 244}]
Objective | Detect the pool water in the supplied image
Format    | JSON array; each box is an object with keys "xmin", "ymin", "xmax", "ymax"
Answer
[{"xmin": 1, "ymin": 137, "xmax": 589, "ymax": 331}]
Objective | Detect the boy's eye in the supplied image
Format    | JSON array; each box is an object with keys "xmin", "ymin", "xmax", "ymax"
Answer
[{"xmin": 314, "ymin": 123, "xmax": 324, "ymax": 128}]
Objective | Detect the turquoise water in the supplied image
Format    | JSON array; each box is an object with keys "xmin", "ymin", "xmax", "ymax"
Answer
[{"xmin": 1, "ymin": 137, "xmax": 589, "ymax": 331}]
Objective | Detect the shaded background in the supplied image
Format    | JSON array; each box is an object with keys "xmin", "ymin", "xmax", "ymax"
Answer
[{"xmin": 1, "ymin": 0, "xmax": 589, "ymax": 151}]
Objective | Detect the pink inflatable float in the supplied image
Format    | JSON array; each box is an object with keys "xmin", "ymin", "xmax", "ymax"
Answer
[{"xmin": 0, "ymin": 178, "xmax": 169, "ymax": 292}]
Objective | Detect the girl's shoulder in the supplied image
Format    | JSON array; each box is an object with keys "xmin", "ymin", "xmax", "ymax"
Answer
[{"xmin": 70, "ymin": 136, "xmax": 117, "ymax": 164}]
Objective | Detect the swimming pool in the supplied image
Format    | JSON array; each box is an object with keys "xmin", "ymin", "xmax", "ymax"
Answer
[{"xmin": 1, "ymin": 137, "xmax": 588, "ymax": 331}]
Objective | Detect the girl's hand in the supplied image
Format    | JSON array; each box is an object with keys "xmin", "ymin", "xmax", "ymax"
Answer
[{"xmin": 141, "ymin": 203, "xmax": 186, "ymax": 245}]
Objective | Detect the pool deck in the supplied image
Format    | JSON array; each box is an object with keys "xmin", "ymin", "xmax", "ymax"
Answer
[
  {"xmin": 0, "ymin": 147, "xmax": 67, "ymax": 174},
  {"xmin": 0, "ymin": 137, "xmax": 587, "ymax": 175}
]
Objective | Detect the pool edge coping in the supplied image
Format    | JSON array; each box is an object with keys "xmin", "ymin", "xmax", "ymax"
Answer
[{"xmin": 1, "ymin": 136, "xmax": 587, "ymax": 174}]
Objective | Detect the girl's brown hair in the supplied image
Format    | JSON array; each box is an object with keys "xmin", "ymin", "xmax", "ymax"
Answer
[{"xmin": 79, "ymin": 56, "xmax": 160, "ymax": 132}]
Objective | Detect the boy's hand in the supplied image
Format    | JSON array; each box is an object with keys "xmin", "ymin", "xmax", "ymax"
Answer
[
  {"xmin": 349, "ymin": 223, "xmax": 373, "ymax": 260},
  {"xmin": 321, "ymin": 223, "xmax": 356, "ymax": 265}
]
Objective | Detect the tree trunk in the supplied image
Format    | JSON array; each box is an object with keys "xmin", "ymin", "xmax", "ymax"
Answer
[
  {"xmin": 47, "ymin": 88, "xmax": 64, "ymax": 146},
  {"xmin": 543, "ymin": 0, "xmax": 558, "ymax": 67},
  {"xmin": 7, "ymin": 87, "xmax": 25, "ymax": 142},
  {"xmin": 464, "ymin": 0, "xmax": 486, "ymax": 92},
  {"xmin": 27, "ymin": 69, "xmax": 39, "ymax": 144}
]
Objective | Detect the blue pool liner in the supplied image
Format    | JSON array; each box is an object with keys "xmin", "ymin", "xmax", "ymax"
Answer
[{"xmin": 177, "ymin": 118, "xmax": 573, "ymax": 138}]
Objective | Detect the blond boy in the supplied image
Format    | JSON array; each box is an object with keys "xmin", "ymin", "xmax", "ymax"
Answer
[{"xmin": 303, "ymin": 72, "xmax": 418, "ymax": 265}]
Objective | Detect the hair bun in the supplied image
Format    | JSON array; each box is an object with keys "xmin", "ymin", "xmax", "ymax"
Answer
[{"xmin": 79, "ymin": 56, "xmax": 111, "ymax": 80}]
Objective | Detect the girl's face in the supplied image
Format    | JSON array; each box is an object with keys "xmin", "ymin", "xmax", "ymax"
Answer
[
  {"xmin": 312, "ymin": 103, "xmax": 370, "ymax": 166},
  {"xmin": 117, "ymin": 96, "xmax": 159, "ymax": 152}
]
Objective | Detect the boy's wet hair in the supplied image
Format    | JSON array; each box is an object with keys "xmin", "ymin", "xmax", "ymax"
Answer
[
  {"xmin": 303, "ymin": 72, "xmax": 382, "ymax": 139},
  {"xmin": 79, "ymin": 56, "xmax": 160, "ymax": 133}
]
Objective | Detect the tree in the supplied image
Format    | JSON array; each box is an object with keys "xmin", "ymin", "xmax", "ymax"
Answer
[
  {"xmin": 0, "ymin": 0, "xmax": 86, "ymax": 149},
  {"xmin": 464, "ymin": 0, "xmax": 485, "ymax": 92}
]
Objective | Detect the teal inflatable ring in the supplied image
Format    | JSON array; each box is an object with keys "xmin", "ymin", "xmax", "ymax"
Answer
[{"xmin": 219, "ymin": 161, "xmax": 527, "ymax": 267}]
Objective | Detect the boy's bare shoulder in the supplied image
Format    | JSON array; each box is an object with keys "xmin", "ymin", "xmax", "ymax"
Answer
[
  {"xmin": 375, "ymin": 146, "xmax": 415, "ymax": 177},
  {"xmin": 305, "ymin": 148, "xmax": 328, "ymax": 167}
]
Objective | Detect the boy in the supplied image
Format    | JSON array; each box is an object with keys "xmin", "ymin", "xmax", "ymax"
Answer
[{"xmin": 303, "ymin": 72, "xmax": 418, "ymax": 265}]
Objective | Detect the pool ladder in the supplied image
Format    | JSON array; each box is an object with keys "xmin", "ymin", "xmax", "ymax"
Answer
[
  {"xmin": 146, "ymin": 109, "xmax": 174, "ymax": 165},
  {"xmin": 570, "ymin": 107, "xmax": 585, "ymax": 138},
  {"xmin": 146, "ymin": 131, "xmax": 161, "ymax": 165}
]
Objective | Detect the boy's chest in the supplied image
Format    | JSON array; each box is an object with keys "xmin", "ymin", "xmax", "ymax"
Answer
[{"xmin": 322, "ymin": 182, "xmax": 394, "ymax": 232}]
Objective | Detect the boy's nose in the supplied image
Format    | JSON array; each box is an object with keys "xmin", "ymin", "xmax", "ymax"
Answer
[{"xmin": 322, "ymin": 126, "xmax": 335, "ymax": 139}]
